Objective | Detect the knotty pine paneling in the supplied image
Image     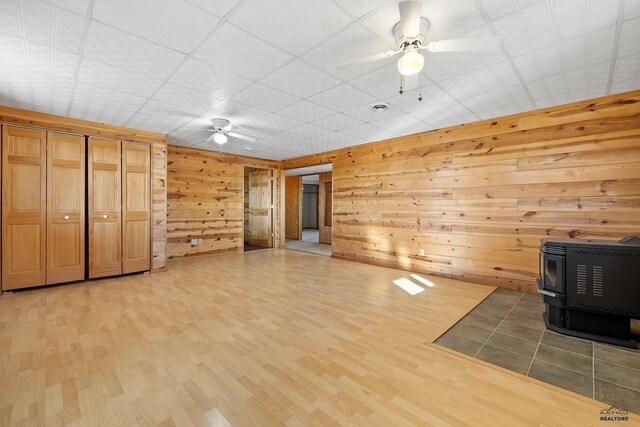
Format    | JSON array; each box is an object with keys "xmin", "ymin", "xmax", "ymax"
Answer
[
  {"xmin": 167, "ymin": 145, "xmax": 279, "ymax": 258},
  {"xmin": 283, "ymin": 91, "xmax": 640, "ymax": 292}
]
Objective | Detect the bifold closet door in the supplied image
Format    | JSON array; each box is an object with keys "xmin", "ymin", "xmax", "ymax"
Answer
[
  {"xmin": 2, "ymin": 126, "xmax": 47, "ymax": 290},
  {"xmin": 122, "ymin": 142, "xmax": 151, "ymax": 273},
  {"xmin": 88, "ymin": 137, "xmax": 122, "ymax": 278},
  {"xmin": 47, "ymin": 132, "xmax": 85, "ymax": 284}
]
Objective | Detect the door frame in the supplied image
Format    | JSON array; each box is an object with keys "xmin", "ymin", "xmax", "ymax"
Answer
[{"xmin": 243, "ymin": 166, "xmax": 277, "ymax": 250}]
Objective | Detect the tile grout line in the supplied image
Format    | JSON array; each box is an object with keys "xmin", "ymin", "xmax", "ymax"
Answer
[
  {"xmin": 526, "ymin": 328, "xmax": 545, "ymax": 376},
  {"xmin": 473, "ymin": 292, "xmax": 525, "ymax": 358}
]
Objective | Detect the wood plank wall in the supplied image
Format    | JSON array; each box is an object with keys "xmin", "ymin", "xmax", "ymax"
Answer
[
  {"xmin": 0, "ymin": 105, "xmax": 168, "ymax": 272},
  {"xmin": 281, "ymin": 91, "xmax": 640, "ymax": 292},
  {"xmin": 167, "ymin": 145, "xmax": 280, "ymax": 258}
]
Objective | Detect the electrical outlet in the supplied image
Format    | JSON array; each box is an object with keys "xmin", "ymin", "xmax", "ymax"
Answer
[
  {"xmin": 191, "ymin": 238, "xmax": 198, "ymax": 245},
  {"xmin": 419, "ymin": 248, "xmax": 425, "ymax": 256},
  {"xmin": 198, "ymin": 238, "xmax": 203, "ymax": 244}
]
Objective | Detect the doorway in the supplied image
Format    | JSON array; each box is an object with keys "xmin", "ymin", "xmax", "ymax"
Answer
[
  {"xmin": 284, "ymin": 165, "xmax": 332, "ymax": 256},
  {"xmin": 244, "ymin": 167, "xmax": 274, "ymax": 252}
]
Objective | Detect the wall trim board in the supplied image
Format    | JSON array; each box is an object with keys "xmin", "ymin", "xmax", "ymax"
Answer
[
  {"xmin": 0, "ymin": 105, "xmax": 168, "ymax": 273},
  {"xmin": 277, "ymin": 90, "xmax": 640, "ymax": 292}
]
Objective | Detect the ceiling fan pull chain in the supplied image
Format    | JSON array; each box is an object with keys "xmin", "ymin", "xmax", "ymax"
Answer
[
  {"xmin": 399, "ymin": 73, "xmax": 404, "ymax": 95},
  {"xmin": 418, "ymin": 72, "xmax": 423, "ymax": 102}
]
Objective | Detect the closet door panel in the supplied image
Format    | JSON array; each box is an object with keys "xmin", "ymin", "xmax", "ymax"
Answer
[
  {"xmin": 47, "ymin": 132, "xmax": 85, "ymax": 284},
  {"xmin": 122, "ymin": 142, "xmax": 150, "ymax": 273},
  {"xmin": 88, "ymin": 138, "xmax": 121, "ymax": 278},
  {"xmin": 2, "ymin": 126, "xmax": 47, "ymax": 290}
]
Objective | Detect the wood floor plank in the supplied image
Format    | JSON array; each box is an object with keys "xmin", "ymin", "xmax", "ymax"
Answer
[{"xmin": 1, "ymin": 250, "xmax": 636, "ymax": 425}]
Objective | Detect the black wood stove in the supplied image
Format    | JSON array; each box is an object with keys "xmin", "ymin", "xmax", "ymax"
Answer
[{"xmin": 537, "ymin": 236, "xmax": 640, "ymax": 348}]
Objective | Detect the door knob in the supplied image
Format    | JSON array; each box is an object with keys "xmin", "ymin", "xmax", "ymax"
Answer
[
  {"xmin": 102, "ymin": 214, "xmax": 109, "ymax": 219},
  {"xmin": 63, "ymin": 215, "xmax": 70, "ymax": 220}
]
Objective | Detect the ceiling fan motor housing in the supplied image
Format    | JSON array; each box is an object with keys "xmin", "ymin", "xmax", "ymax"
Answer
[
  {"xmin": 393, "ymin": 17, "xmax": 430, "ymax": 48},
  {"xmin": 210, "ymin": 118, "xmax": 231, "ymax": 131}
]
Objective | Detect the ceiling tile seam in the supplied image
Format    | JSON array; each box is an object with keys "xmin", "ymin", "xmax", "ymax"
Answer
[
  {"xmin": 136, "ymin": 0, "xmax": 173, "ymax": 46},
  {"xmin": 65, "ymin": 0, "xmax": 97, "ymax": 116},
  {"xmin": 223, "ymin": 13, "xmax": 354, "ymax": 64},
  {"xmin": 474, "ymin": 0, "xmax": 537, "ymax": 108},
  {"xmin": 38, "ymin": 0, "xmax": 89, "ymax": 18},
  {"xmin": 605, "ymin": 0, "xmax": 626, "ymax": 95},
  {"xmin": 326, "ymin": 2, "xmax": 398, "ymax": 50},
  {"xmin": 123, "ymin": 0, "xmax": 252, "ymax": 131}
]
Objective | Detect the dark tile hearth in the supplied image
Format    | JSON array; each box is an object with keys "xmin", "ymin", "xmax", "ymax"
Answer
[{"xmin": 435, "ymin": 289, "xmax": 640, "ymax": 415}]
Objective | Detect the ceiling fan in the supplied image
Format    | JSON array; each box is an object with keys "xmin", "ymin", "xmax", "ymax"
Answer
[
  {"xmin": 202, "ymin": 118, "xmax": 256, "ymax": 145},
  {"xmin": 337, "ymin": 1, "xmax": 501, "ymax": 97}
]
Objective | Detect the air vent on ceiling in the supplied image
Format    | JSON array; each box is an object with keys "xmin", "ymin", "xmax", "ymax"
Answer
[{"xmin": 370, "ymin": 102, "xmax": 390, "ymax": 112}]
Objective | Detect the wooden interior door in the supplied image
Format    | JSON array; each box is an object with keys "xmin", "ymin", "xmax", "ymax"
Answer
[
  {"xmin": 47, "ymin": 132, "xmax": 85, "ymax": 284},
  {"xmin": 88, "ymin": 137, "xmax": 121, "ymax": 278},
  {"xmin": 2, "ymin": 126, "xmax": 47, "ymax": 290},
  {"xmin": 122, "ymin": 141, "xmax": 150, "ymax": 273},
  {"xmin": 285, "ymin": 175, "xmax": 302, "ymax": 240},
  {"xmin": 318, "ymin": 171, "xmax": 332, "ymax": 245},
  {"xmin": 248, "ymin": 169, "xmax": 273, "ymax": 247}
]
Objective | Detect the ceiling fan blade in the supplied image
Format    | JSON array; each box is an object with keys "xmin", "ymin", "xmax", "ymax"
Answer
[
  {"xmin": 227, "ymin": 131, "xmax": 256, "ymax": 143},
  {"xmin": 205, "ymin": 133, "xmax": 217, "ymax": 143},
  {"xmin": 423, "ymin": 35, "xmax": 501, "ymax": 53},
  {"xmin": 335, "ymin": 49, "xmax": 401, "ymax": 70},
  {"xmin": 398, "ymin": 0, "xmax": 422, "ymax": 38}
]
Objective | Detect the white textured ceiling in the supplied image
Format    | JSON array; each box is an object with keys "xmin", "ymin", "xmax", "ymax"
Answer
[{"xmin": 1, "ymin": 0, "xmax": 639, "ymax": 160}]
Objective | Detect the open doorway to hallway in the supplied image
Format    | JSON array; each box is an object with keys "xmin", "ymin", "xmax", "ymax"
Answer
[{"xmin": 284, "ymin": 165, "xmax": 332, "ymax": 256}]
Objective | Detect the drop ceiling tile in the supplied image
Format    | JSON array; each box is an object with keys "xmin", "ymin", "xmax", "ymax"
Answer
[
  {"xmin": 248, "ymin": 113, "xmax": 304, "ymax": 132},
  {"xmin": 188, "ymin": 0, "xmax": 239, "ymax": 17},
  {"xmin": 0, "ymin": 36, "xmax": 79, "ymax": 78},
  {"xmin": 153, "ymin": 82, "xmax": 225, "ymax": 112},
  {"xmin": 313, "ymin": 113, "xmax": 364, "ymax": 131},
  {"xmin": 341, "ymin": 122, "xmax": 396, "ymax": 142},
  {"xmin": 440, "ymin": 61, "xmax": 520, "ymax": 98},
  {"xmin": 83, "ymin": 20, "xmax": 186, "ymax": 80},
  {"xmin": 231, "ymin": 83, "xmax": 300, "ymax": 113},
  {"xmin": 612, "ymin": 53, "xmax": 640, "ymax": 93},
  {"xmin": 261, "ymin": 60, "xmax": 342, "ymax": 99},
  {"xmin": 201, "ymin": 99, "xmax": 269, "ymax": 126},
  {"xmin": 303, "ymin": 22, "xmax": 395, "ymax": 81},
  {"xmin": 193, "ymin": 22, "xmax": 292, "ymax": 81},
  {"xmin": 331, "ymin": 0, "xmax": 394, "ymax": 20},
  {"xmin": 460, "ymin": 84, "xmax": 535, "ymax": 119},
  {"xmin": 625, "ymin": 0, "xmax": 640, "ymax": 20},
  {"xmin": 289, "ymin": 123, "xmax": 333, "ymax": 139},
  {"xmin": 93, "ymin": 0, "xmax": 221, "ymax": 53},
  {"xmin": 308, "ymin": 83, "xmax": 377, "ymax": 112},
  {"xmin": 127, "ymin": 99, "xmax": 202, "ymax": 133},
  {"xmin": 229, "ymin": 0, "xmax": 352, "ymax": 55},
  {"xmin": 170, "ymin": 57, "xmax": 252, "ymax": 99},
  {"xmin": 0, "ymin": 0, "xmax": 87, "ymax": 53},
  {"xmin": 278, "ymin": 100, "xmax": 336, "ymax": 122},
  {"xmin": 619, "ymin": 17, "xmax": 640, "ymax": 58},
  {"xmin": 371, "ymin": 114, "xmax": 433, "ymax": 136}
]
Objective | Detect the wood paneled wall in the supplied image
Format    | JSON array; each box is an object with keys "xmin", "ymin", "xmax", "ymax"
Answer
[
  {"xmin": 167, "ymin": 145, "xmax": 280, "ymax": 258},
  {"xmin": 282, "ymin": 91, "xmax": 640, "ymax": 292},
  {"xmin": 285, "ymin": 176, "xmax": 302, "ymax": 240},
  {"xmin": 0, "ymin": 105, "xmax": 168, "ymax": 272}
]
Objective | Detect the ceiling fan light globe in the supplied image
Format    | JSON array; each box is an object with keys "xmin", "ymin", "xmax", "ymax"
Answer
[
  {"xmin": 398, "ymin": 50, "xmax": 424, "ymax": 75},
  {"xmin": 213, "ymin": 132, "xmax": 227, "ymax": 144}
]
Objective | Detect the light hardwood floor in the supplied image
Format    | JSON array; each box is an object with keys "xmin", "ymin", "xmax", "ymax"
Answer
[{"xmin": 1, "ymin": 250, "xmax": 637, "ymax": 426}]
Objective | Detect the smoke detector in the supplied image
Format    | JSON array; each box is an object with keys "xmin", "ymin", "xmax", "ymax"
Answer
[{"xmin": 370, "ymin": 102, "xmax": 391, "ymax": 112}]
